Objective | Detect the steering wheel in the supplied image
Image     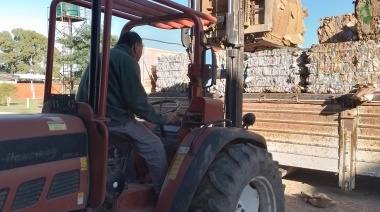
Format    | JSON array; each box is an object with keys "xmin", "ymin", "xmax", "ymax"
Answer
[
  {"xmin": 150, "ymin": 99, "xmax": 181, "ymax": 137},
  {"xmin": 150, "ymin": 99, "xmax": 181, "ymax": 114}
]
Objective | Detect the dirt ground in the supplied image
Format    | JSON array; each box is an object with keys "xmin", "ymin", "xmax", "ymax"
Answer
[{"xmin": 283, "ymin": 168, "xmax": 380, "ymax": 212}]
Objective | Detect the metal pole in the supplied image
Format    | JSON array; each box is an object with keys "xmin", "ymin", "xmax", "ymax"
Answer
[
  {"xmin": 68, "ymin": 17, "xmax": 74, "ymax": 93},
  {"xmin": 225, "ymin": 0, "xmax": 244, "ymax": 127},
  {"xmin": 97, "ymin": 0, "xmax": 113, "ymax": 119},
  {"xmin": 88, "ymin": 0, "xmax": 101, "ymax": 113}
]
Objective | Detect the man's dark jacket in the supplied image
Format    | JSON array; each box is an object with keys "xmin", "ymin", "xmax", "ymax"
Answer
[{"xmin": 76, "ymin": 44, "xmax": 167, "ymax": 127}]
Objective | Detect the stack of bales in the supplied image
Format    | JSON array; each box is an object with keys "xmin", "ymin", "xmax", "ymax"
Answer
[
  {"xmin": 355, "ymin": 0, "xmax": 380, "ymax": 40},
  {"xmin": 155, "ymin": 53, "xmax": 190, "ymax": 92},
  {"xmin": 242, "ymin": 48, "xmax": 306, "ymax": 93},
  {"xmin": 306, "ymin": 40, "xmax": 380, "ymax": 94},
  {"xmin": 154, "ymin": 1, "xmax": 380, "ymax": 94},
  {"xmin": 155, "ymin": 48, "xmax": 307, "ymax": 94},
  {"xmin": 153, "ymin": 51, "xmax": 230, "ymax": 94},
  {"xmin": 307, "ymin": 0, "xmax": 380, "ymax": 94},
  {"xmin": 209, "ymin": 49, "xmax": 307, "ymax": 94},
  {"xmin": 317, "ymin": 13, "xmax": 358, "ymax": 43}
]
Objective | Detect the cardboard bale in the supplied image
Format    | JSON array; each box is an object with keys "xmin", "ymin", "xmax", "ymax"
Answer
[
  {"xmin": 355, "ymin": 0, "xmax": 380, "ymax": 40},
  {"xmin": 202, "ymin": 0, "xmax": 307, "ymax": 52},
  {"xmin": 318, "ymin": 13, "xmax": 358, "ymax": 43}
]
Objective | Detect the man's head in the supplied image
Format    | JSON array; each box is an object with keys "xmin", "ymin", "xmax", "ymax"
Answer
[{"xmin": 117, "ymin": 31, "xmax": 143, "ymax": 61}]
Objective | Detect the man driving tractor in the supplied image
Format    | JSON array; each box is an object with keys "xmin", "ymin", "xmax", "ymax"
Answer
[{"xmin": 77, "ymin": 31, "xmax": 180, "ymax": 196}]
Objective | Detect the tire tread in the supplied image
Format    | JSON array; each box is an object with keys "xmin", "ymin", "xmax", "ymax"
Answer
[{"xmin": 189, "ymin": 144, "xmax": 284, "ymax": 212}]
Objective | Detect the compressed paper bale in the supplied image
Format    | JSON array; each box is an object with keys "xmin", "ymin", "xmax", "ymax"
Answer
[
  {"xmin": 157, "ymin": 53, "xmax": 189, "ymax": 62},
  {"xmin": 307, "ymin": 74, "xmax": 345, "ymax": 94},
  {"xmin": 240, "ymin": 48, "xmax": 305, "ymax": 93},
  {"xmin": 355, "ymin": 0, "xmax": 380, "ymax": 40},
  {"xmin": 210, "ymin": 79, "xmax": 226, "ymax": 95},
  {"xmin": 306, "ymin": 40, "xmax": 380, "ymax": 93},
  {"xmin": 156, "ymin": 62, "xmax": 189, "ymax": 72},
  {"xmin": 154, "ymin": 39, "xmax": 380, "ymax": 94},
  {"xmin": 318, "ymin": 13, "xmax": 358, "ymax": 43},
  {"xmin": 155, "ymin": 53, "xmax": 191, "ymax": 92},
  {"xmin": 155, "ymin": 70, "xmax": 168, "ymax": 78},
  {"xmin": 307, "ymin": 72, "xmax": 360, "ymax": 94},
  {"xmin": 156, "ymin": 77, "xmax": 189, "ymax": 88}
]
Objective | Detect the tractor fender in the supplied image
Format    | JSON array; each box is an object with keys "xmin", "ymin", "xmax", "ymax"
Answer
[{"xmin": 157, "ymin": 127, "xmax": 267, "ymax": 211}]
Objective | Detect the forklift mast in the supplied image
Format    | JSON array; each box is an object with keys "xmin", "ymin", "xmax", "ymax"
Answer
[
  {"xmin": 190, "ymin": 0, "xmax": 245, "ymax": 127},
  {"xmin": 224, "ymin": 0, "xmax": 245, "ymax": 128}
]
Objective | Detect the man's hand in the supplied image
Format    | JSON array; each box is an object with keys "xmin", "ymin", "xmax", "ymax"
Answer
[{"xmin": 166, "ymin": 112, "xmax": 180, "ymax": 123}]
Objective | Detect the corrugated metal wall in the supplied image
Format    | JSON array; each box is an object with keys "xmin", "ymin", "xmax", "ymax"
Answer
[
  {"xmin": 356, "ymin": 104, "xmax": 380, "ymax": 177},
  {"xmin": 243, "ymin": 98, "xmax": 341, "ymax": 172}
]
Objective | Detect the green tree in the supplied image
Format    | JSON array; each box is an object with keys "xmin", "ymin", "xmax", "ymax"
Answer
[
  {"xmin": 57, "ymin": 24, "xmax": 118, "ymax": 85},
  {"xmin": 0, "ymin": 83, "xmax": 18, "ymax": 104},
  {"xmin": 0, "ymin": 31, "xmax": 17, "ymax": 73},
  {"xmin": 0, "ymin": 29, "xmax": 50, "ymax": 74}
]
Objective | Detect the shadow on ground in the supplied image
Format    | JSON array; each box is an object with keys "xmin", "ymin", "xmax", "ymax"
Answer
[{"xmin": 283, "ymin": 168, "xmax": 380, "ymax": 212}]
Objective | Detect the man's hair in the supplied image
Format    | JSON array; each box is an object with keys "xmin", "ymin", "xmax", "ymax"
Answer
[{"xmin": 117, "ymin": 31, "xmax": 142, "ymax": 47}]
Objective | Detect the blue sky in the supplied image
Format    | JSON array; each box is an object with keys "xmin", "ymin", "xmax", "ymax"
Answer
[{"xmin": 0, "ymin": 0, "xmax": 354, "ymax": 52}]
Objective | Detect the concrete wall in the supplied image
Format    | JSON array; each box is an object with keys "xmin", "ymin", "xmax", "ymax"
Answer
[{"xmin": 0, "ymin": 82, "xmax": 63, "ymax": 99}]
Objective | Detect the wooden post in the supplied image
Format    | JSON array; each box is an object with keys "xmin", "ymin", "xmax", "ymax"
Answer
[{"xmin": 339, "ymin": 107, "xmax": 357, "ymax": 191}]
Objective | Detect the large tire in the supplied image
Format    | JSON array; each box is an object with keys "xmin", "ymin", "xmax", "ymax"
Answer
[{"xmin": 189, "ymin": 143, "xmax": 284, "ymax": 212}]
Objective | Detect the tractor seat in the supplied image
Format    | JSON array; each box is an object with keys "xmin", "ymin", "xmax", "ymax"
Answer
[
  {"xmin": 107, "ymin": 130, "xmax": 135, "ymax": 181},
  {"xmin": 103, "ymin": 130, "xmax": 137, "ymax": 208}
]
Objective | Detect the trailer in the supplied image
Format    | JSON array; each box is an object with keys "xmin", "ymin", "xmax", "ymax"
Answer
[{"xmin": 149, "ymin": 92, "xmax": 380, "ymax": 191}]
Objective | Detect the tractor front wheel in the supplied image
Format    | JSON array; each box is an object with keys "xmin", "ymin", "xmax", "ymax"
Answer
[{"xmin": 189, "ymin": 143, "xmax": 284, "ymax": 212}]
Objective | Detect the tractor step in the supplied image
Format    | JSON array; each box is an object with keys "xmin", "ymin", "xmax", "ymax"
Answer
[{"xmin": 116, "ymin": 183, "xmax": 157, "ymax": 211}]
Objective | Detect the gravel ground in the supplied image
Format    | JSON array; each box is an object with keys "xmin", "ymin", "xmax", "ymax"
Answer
[{"xmin": 283, "ymin": 168, "xmax": 380, "ymax": 212}]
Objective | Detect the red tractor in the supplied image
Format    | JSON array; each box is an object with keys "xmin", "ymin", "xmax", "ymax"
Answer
[{"xmin": 0, "ymin": 0, "xmax": 284, "ymax": 211}]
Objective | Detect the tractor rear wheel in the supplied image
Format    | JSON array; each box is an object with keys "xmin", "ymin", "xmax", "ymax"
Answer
[{"xmin": 189, "ymin": 143, "xmax": 284, "ymax": 212}]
